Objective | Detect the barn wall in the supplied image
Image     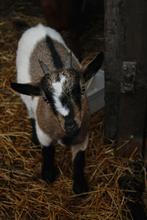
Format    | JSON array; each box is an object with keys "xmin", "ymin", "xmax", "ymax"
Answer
[
  {"xmin": 104, "ymin": 1, "xmax": 147, "ymax": 218},
  {"xmin": 104, "ymin": 0, "xmax": 147, "ymax": 158}
]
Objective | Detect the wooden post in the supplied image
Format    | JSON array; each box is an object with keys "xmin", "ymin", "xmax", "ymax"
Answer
[
  {"xmin": 104, "ymin": 0, "xmax": 147, "ymax": 219},
  {"xmin": 118, "ymin": 0, "xmax": 147, "ymax": 157},
  {"xmin": 104, "ymin": 0, "xmax": 124, "ymax": 141},
  {"xmin": 104, "ymin": 0, "xmax": 147, "ymax": 157}
]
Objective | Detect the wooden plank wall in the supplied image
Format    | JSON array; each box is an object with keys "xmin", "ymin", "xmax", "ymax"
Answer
[
  {"xmin": 104, "ymin": 0, "xmax": 147, "ymax": 158},
  {"xmin": 104, "ymin": 0, "xmax": 147, "ymax": 219}
]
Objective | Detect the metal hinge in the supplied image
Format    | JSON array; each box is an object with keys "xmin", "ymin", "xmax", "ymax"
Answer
[{"xmin": 121, "ymin": 61, "xmax": 136, "ymax": 93}]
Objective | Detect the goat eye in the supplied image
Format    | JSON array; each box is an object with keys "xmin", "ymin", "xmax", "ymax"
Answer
[{"xmin": 81, "ymin": 85, "xmax": 85, "ymax": 95}]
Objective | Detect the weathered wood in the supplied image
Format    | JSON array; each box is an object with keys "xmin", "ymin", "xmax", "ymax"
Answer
[
  {"xmin": 104, "ymin": 0, "xmax": 124, "ymax": 140},
  {"xmin": 104, "ymin": 0, "xmax": 147, "ymax": 219},
  {"xmin": 118, "ymin": 0, "xmax": 147, "ymax": 156},
  {"xmin": 104, "ymin": 0, "xmax": 147, "ymax": 158}
]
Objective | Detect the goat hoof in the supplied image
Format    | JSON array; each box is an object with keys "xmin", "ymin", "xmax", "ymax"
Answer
[
  {"xmin": 73, "ymin": 179, "xmax": 89, "ymax": 195},
  {"xmin": 41, "ymin": 167, "xmax": 59, "ymax": 183}
]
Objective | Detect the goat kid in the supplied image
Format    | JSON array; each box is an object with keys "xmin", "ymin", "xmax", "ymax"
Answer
[{"xmin": 11, "ymin": 24, "xmax": 104, "ymax": 194}]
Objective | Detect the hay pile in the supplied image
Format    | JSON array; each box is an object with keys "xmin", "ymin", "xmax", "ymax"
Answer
[{"xmin": 0, "ymin": 1, "xmax": 132, "ymax": 219}]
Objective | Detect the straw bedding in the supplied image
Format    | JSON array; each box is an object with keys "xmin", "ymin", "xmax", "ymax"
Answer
[{"xmin": 0, "ymin": 1, "xmax": 139, "ymax": 219}]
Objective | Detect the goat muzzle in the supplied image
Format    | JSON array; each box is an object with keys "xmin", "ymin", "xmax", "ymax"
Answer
[{"xmin": 64, "ymin": 118, "xmax": 80, "ymax": 137}]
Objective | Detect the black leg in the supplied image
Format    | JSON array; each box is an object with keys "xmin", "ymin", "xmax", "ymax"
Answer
[
  {"xmin": 41, "ymin": 144, "xmax": 59, "ymax": 183},
  {"xmin": 30, "ymin": 118, "xmax": 39, "ymax": 145},
  {"xmin": 72, "ymin": 150, "xmax": 88, "ymax": 194}
]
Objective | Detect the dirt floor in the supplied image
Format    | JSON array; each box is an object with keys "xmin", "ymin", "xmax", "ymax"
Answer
[{"xmin": 0, "ymin": 0, "xmax": 145, "ymax": 219}]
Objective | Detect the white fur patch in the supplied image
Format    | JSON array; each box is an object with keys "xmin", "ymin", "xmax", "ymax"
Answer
[
  {"xmin": 36, "ymin": 120, "xmax": 52, "ymax": 146},
  {"xmin": 32, "ymin": 97, "xmax": 40, "ymax": 118},
  {"xmin": 52, "ymin": 75, "xmax": 69, "ymax": 116},
  {"xmin": 20, "ymin": 95, "xmax": 39, "ymax": 119},
  {"xmin": 20, "ymin": 95, "xmax": 33, "ymax": 118}
]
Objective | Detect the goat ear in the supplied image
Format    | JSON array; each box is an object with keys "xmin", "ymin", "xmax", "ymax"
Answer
[
  {"xmin": 82, "ymin": 52, "xmax": 104, "ymax": 82},
  {"xmin": 11, "ymin": 83, "xmax": 41, "ymax": 96}
]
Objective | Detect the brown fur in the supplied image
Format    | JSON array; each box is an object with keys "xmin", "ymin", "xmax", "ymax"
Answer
[
  {"xmin": 30, "ymin": 39, "xmax": 80, "ymax": 84},
  {"xmin": 36, "ymin": 95, "xmax": 89, "ymax": 145},
  {"xmin": 36, "ymin": 97, "xmax": 65, "ymax": 140},
  {"xmin": 71, "ymin": 97, "xmax": 90, "ymax": 145}
]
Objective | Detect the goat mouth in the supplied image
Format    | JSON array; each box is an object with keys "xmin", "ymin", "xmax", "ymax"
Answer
[
  {"xmin": 64, "ymin": 117, "xmax": 80, "ymax": 135},
  {"xmin": 62, "ymin": 127, "xmax": 81, "ymax": 146},
  {"xmin": 66, "ymin": 127, "xmax": 80, "ymax": 137}
]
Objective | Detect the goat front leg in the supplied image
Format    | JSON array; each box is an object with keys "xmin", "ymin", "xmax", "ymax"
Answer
[
  {"xmin": 71, "ymin": 136, "xmax": 89, "ymax": 194},
  {"xmin": 35, "ymin": 122, "xmax": 59, "ymax": 182},
  {"xmin": 30, "ymin": 118, "xmax": 40, "ymax": 145},
  {"xmin": 41, "ymin": 144, "xmax": 59, "ymax": 183}
]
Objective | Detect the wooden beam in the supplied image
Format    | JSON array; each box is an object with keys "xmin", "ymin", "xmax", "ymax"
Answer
[
  {"xmin": 104, "ymin": 0, "xmax": 147, "ymax": 159},
  {"xmin": 104, "ymin": 0, "xmax": 124, "ymax": 140},
  {"xmin": 104, "ymin": 0, "xmax": 147, "ymax": 219},
  {"xmin": 117, "ymin": 0, "xmax": 147, "ymax": 157}
]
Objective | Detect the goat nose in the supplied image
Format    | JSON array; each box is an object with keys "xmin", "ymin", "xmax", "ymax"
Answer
[
  {"xmin": 64, "ymin": 119, "xmax": 79, "ymax": 133},
  {"xmin": 65, "ymin": 121, "xmax": 76, "ymax": 130}
]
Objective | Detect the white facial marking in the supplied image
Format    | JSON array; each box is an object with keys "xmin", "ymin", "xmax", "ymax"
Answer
[
  {"xmin": 52, "ymin": 75, "xmax": 69, "ymax": 116},
  {"xmin": 52, "ymin": 75, "xmax": 65, "ymax": 96}
]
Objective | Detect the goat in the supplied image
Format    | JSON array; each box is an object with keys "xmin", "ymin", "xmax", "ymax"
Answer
[{"xmin": 11, "ymin": 24, "xmax": 104, "ymax": 194}]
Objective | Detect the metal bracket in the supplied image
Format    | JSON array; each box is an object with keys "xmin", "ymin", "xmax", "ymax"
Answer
[{"xmin": 121, "ymin": 61, "xmax": 136, "ymax": 93}]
